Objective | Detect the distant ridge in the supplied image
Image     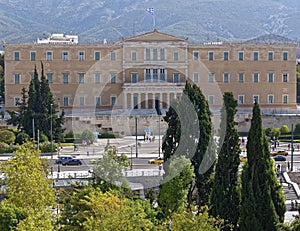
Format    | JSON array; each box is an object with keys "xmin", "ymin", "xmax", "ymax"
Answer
[{"xmin": 244, "ymin": 34, "xmax": 297, "ymax": 44}]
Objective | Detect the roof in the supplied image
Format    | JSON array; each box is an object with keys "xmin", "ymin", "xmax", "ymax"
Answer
[{"xmin": 123, "ymin": 28, "xmax": 188, "ymax": 42}]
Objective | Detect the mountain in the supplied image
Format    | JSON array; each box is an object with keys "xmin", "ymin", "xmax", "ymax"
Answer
[{"xmin": 0, "ymin": 0, "xmax": 300, "ymax": 45}]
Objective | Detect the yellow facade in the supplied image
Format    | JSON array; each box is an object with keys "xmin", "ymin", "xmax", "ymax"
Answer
[{"xmin": 4, "ymin": 29, "xmax": 298, "ymax": 116}]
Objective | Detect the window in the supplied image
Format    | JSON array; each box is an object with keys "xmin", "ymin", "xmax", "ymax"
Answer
[
  {"xmin": 268, "ymin": 51, "xmax": 274, "ymax": 61},
  {"xmin": 110, "ymin": 96, "xmax": 117, "ymax": 106},
  {"xmin": 30, "ymin": 51, "xmax": 36, "ymax": 61},
  {"xmin": 46, "ymin": 73, "xmax": 53, "ymax": 84},
  {"xmin": 110, "ymin": 51, "xmax": 116, "ymax": 61},
  {"xmin": 94, "ymin": 51, "xmax": 101, "ymax": 61},
  {"xmin": 208, "ymin": 51, "xmax": 214, "ymax": 61},
  {"xmin": 131, "ymin": 51, "xmax": 137, "ymax": 61},
  {"xmin": 193, "ymin": 51, "xmax": 199, "ymax": 60},
  {"xmin": 153, "ymin": 69, "xmax": 158, "ymax": 82},
  {"xmin": 193, "ymin": 73, "xmax": 199, "ymax": 83},
  {"xmin": 238, "ymin": 95, "xmax": 244, "ymax": 104},
  {"xmin": 46, "ymin": 51, "xmax": 53, "ymax": 61},
  {"xmin": 224, "ymin": 51, "xmax": 229, "ymax": 61},
  {"xmin": 131, "ymin": 73, "xmax": 138, "ymax": 83},
  {"xmin": 79, "ymin": 96, "xmax": 85, "ymax": 106},
  {"xmin": 95, "ymin": 96, "xmax": 101, "ymax": 106},
  {"xmin": 145, "ymin": 48, "xmax": 150, "ymax": 61},
  {"xmin": 282, "ymin": 95, "xmax": 288, "ymax": 104},
  {"xmin": 153, "ymin": 48, "xmax": 158, "ymax": 61},
  {"xmin": 238, "ymin": 51, "xmax": 244, "ymax": 61},
  {"xmin": 253, "ymin": 73, "xmax": 259, "ymax": 83},
  {"xmin": 173, "ymin": 73, "xmax": 180, "ymax": 83},
  {"xmin": 253, "ymin": 95, "xmax": 259, "ymax": 103},
  {"xmin": 78, "ymin": 73, "xmax": 85, "ymax": 84},
  {"xmin": 223, "ymin": 73, "xmax": 230, "ymax": 83},
  {"xmin": 63, "ymin": 51, "xmax": 69, "ymax": 61},
  {"xmin": 160, "ymin": 48, "xmax": 165, "ymax": 60},
  {"xmin": 283, "ymin": 51, "xmax": 288, "ymax": 61},
  {"xmin": 160, "ymin": 69, "xmax": 166, "ymax": 82},
  {"xmin": 63, "ymin": 97, "xmax": 69, "ymax": 106},
  {"xmin": 63, "ymin": 73, "xmax": 69, "ymax": 84},
  {"xmin": 208, "ymin": 95, "xmax": 214, "ymax": 105},
  {"xmin": 268, "ymin": 95, "xmax": 274, "ymax": 104},
  {"xmin": 253, "ymin": 51, "xmax": 259, "ymax": 61},
  {"xmin": 208, "ymin": 72, "xmax": 215, "ymax": 83},
  {"xmin": 145, "ymin": 69, "xmax": 151, "ymax": 82},
  {"xmin": 14, "ymin": 74, "xmax": 20, "ymax": 84},
  {"xmin": 268, "ymin": 73, "xmax": 274, "ymax": 83},
  {"xmin": 94, "ymin": 73, "xmax": 101, "ymax": 83},
  {"xmin": 282, "ymin": 73, "xmax": 288, "ymax": 82},
  {"xmin": 238, "ymin": 73, "xmax": 244, "ymax": 83},
  {"xmin": 79, "ymin": 51, "xmax": 85, "ymax": 61},
  {"xmin": 14, "ymin": 97, "xmax": 20, "ymax": 106},
  {"xmin": 133, "ymin": 96, "xmax": 138, "ymax": 109},
  {"xmin": 110, "ymin": 74, "xmax": 117, "ymax": 83},
  {"xmin": 173, "ymin": 51, "xmax": 179, "ymax": 61},
  {"xmin": 14, "ymin": 51, "xmax": 20, "ymax": 61}
]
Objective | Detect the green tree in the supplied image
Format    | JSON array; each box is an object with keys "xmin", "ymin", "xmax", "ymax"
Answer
[
  {"xmin": 157, "ymin": 156, "xmax": 194, "ymax": 219},
  {"xmin": 240, "ymin": 101, "xmax": 284, "ymax": 230},
  {"xmin": 293, "ymin": 123, "xmax": 300, "ymax": 135},
  {"xmin": 0, "ymin": 142, "xmax": 56, "ymax": 229},
  {"xmin": 7, "ymin": 64, "xmax": 65, "ymax": 141},
  {"xmin": 280, "ymin": 125, "xmax": 290, "ymax": 134},
  {"xmin": 81, "ymin": 129, "xmax": 96, "ymax": 144},
  {"xmin": 93, "ymin": 146, "xmax": 130, "ymax": 192},
  {"xmin": 0, "ymin": 202, "xmax": 27, "ymax": 231},
  {"xmin": 210, "ymin": 92, "xmax": 240, "ymax": 230},
  {"xmin": 0, "ymin": 53, "xmax": 4, "ymax": 103},
  {"xmin": 0, "ymin": 129, "xmax": 16, "ymax": 144},
  {"xmin": 59, "ymin": 187, "xmax": 156, "ymax": 231},
  {"xmin": 156, "ymin": 206, "xmax": 226, "ymax": 231},
  {"xmin": 162, "ymin": 82, "xmax": 215, "ymax": 208}
]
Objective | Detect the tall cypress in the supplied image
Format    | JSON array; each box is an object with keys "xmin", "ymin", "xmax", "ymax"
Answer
[
  {"xmin": 162, "ymin": 81, "xmax": 214, "ymax": 207},
  {"xmin": 210, "ymin": 92, "xmax": 240, "ymax": 230},
  {"xmin": 240, "ymin": 101, "xmax": 281, "ymax": 230}
]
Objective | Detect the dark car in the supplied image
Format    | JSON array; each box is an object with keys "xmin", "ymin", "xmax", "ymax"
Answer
[
  {"xmin": 272, "ymin": 155, "xmax": 286, "ymax": 162},
  {"xmin": 55, "ymin": 156, "xmax": 73, "ymax": 164},
  {"xmin": 62, "ymin": 159, "xmax": 82, "ymax": 166}
]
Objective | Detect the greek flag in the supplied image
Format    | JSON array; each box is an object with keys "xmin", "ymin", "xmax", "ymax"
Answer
[{"xmin": 146, "ymin": 8, "xmax": 154, "ymax": 15}]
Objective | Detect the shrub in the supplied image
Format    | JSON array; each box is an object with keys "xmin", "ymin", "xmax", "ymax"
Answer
[
  {"xmin": 0, "ymin": 129, "xmax": 16, "ymax": 144},
  {"xmin": 280, "ymin": 125, "xmax": 290, "ymax": 134},
  {"xmin": 15, "ymin": 132, "xmax": 30, "ymax": 145},
  {"xmin": 39, "ymin": 141, "xmax": 58, "ymax": 153}
]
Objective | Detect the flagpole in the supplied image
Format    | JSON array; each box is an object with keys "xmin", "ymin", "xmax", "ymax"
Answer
[{"xmin": 153, "ymin": 14, "xmax": 156, "ymax": 29}]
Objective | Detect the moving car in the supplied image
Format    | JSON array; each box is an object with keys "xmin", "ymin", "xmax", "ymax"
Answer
[
  {"xmin": 271, "ymin": 150, "xmax": 288, "ymax": 156},
  {"xmin": 62, "ymin": 159, "xmax": 82, "ymax": 166},
  {"xmin": 148, "ymin": 157, "xmax": 164, "ymax": 165},
  {"xmin": 272, "ymin": 155, "xmax": 286, "ymax": 162},
  {"xmin": 55, "ymin": 156, "xmax": 73, "ymax": 164}
]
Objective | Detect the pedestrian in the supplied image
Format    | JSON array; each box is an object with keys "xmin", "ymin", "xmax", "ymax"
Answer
[
  {"xmin": 288, "ymin": 161, "xmax": 290, "ymax": 170},
  {"xmin": 288, "ymin": 184, "xmax": 292, "ymax": 190}
]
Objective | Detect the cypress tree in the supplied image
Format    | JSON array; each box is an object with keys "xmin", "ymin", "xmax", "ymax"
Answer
[
  {"xmin": 210, "ymin": 92, "xmax": 240, "ymax": 230},
  {"xmin": 240, "ymin": 101, "xmax": 281, "ymax": 230},
  {"xmin": 161, "ymin": 81, "xmax": 215, "ymax": 207},
  {"xmin": 7, "ymin": 63, "xmax": 65, "ymax": 141}
]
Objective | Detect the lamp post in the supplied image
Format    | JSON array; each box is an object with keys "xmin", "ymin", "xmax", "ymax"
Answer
[
  {"xmin": 158, "ymin": 113, "xmax": 161, "ymax": 157},
  {"xmin": 128, "ymin": 145, "xmax": 135, "ymax": 170},
  {"xmin": 50, "ymin": 103, "xmax": 53, "ymax": 159}
]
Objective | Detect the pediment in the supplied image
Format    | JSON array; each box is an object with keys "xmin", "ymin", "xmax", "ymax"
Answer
[{"xmin": 123, "ymin": 29, "xmax": 188, "ymax": 42}]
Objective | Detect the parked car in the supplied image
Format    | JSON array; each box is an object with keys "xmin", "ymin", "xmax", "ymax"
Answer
[
  {"xmin": 148, "ymin": 157, "xmax": 164, "ymax": 165},
  {"xmin": 272, "ymin": 155, "xmax": 286, "ymax": 162},
  {"xmin": 271, "ymin": 150, "xmax": 288, "ymax": 156},
  {"xmin": 55, "ymin": 156, "xmax": 73, "ymax": 164},
  {"xmin": 62, "ymin": 159, "xmax": 82, "ymax": 166}
]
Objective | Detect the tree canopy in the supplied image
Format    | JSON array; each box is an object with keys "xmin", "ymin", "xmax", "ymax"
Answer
[{"xmin": 7, "ymin": 63, "xmax": 65, "ymax": 142}]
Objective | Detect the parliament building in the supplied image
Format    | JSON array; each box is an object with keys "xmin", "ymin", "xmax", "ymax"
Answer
[{"xmin": 4, "ymin": 29, "xmax": 298, "ymax": 135}]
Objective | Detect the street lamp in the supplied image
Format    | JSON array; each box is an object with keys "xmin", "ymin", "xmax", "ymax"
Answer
[
  {"xmin": 128, "ymin": 145, "xmax": 135, "ymax": 170},
  {"xmin": 50, "ymin": 103, "xmax": 53, "ymax": 159}
]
